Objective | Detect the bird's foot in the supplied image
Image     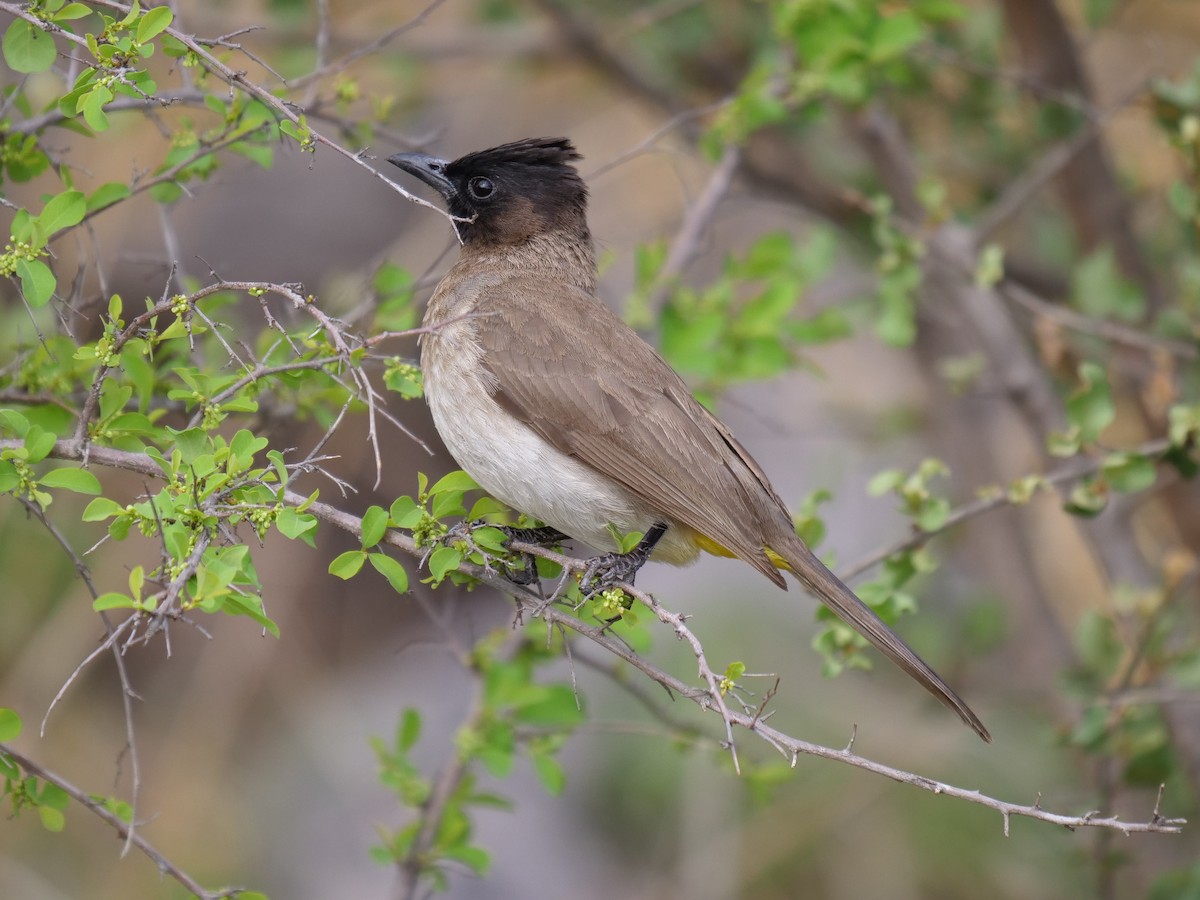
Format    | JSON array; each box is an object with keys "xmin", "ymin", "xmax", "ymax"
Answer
[
  {"xmin": 577, "ymin": 522, "xmax": 668, "ymax": 598},
  {"xmin": 497, "ymin": 523, "xmax": 567, "ymax": 585},
  {"xmin": 578, "ymin": 550, "xmax": 645, "ymax": 596},
  {"xmin": 443, "ymin": 520, "xmax": 567, "ymax": 585}
]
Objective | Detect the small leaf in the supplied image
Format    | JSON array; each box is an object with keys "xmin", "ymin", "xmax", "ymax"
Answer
[
  {"xmin": 81, "ymin": 85, "xmax": 113, "ymax": 131},
  {"xmin": 93, "ymin": 592, "xmax": 136, "ymax": 611},
  {"xmin": 443, "ymin": 845, "xmax": 490, "ymax": 877},
  {"xmin": 39, "ymin": 782, "xmax": 68, "ymax": 811},
  {"xmin": 427, "ymin": 546, "xmax": 462, "ymax": 582},
  {"xmin": 136, "ymin": 6, "xmax": 173, "ymax": 43},
  {"xmin": 3, "ymin": 19, "xmax": 57, "ymax": 73},
  {"xmin": 368, "ymin": 553, "xmax": 409, "ymax": 594},
  {"xmin": 276, "ymin": 507, "xmax": 317, "ymax": 541},
  {"xmin": 0, "ymin": 461, "xmax": 19, "ymax": 494},
  {"xmin": 39, "ymin": 467, "xmax": 101, "ymax": 494},
  {"xmin": 429, "ymin": 470, "xmax": 479, "ymax": 495},
  {"xmin": 24, "ymin": 425, "xmax": 57, "ymax": 462},
  {"xmin": 531, "ymin": 754, "xmax": 566, "ymax": 796},
  {"xmin": 16, "ymin": 258, "xmax": 56, "ymax": 307},
  {"xmin": 329, "ymin": 550, "xmax": 366, "ymax": 580},
  {"xmin": 397, "ymin": 708, "xmax": 421, "ymax": 751},
  {"xmin": 166, "ymin": 427, "xmax": 207, "ymax": 464},
  {"xmin": 389, "ymin": 495, "xmax": 423, "ymax": 529},
  {"xmin": 1065, "ymin": 362, "xmax": 1115, "ymax": 444},
  {"xmin": 1103, "ymin": 453, "xmax": 1157, "ymax": 493},
  {"xmin": 0, "ymin": 708, "xmax": 22, "ymax": 741},
  {"xmin": 867, "ymin": 469, "xmax": 904, "ymax": 496},
  {"xmin": 38, "ymin": 806, "xmax": 65, "ymax": 832},
  {"xmin": 54, "ymin": 3, "xmax": 94, "ymax": 21},
  {"xmin": 361, "ymin": 505, "xmax": 389, "ymax": 549},
  {"xmin": 37, "ymin": 190, "xmax": 86, "ymax": 236},
  {"xmin": 86, "ymin": 182, "xmax": 131, "ymax": 213}
]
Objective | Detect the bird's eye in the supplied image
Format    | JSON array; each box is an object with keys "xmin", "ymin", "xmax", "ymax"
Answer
[{"xmin": 468, "ymin": 177, "xmax": 495, "ymax": 200}]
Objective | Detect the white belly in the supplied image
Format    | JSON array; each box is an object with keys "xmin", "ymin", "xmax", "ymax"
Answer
[{"xmin": 422, "ymin": 339, "xmax": 699, "ymax": 564}]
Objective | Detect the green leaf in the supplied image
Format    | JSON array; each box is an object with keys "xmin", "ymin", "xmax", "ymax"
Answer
[
  {"xmin": 0, "ymin": 460, "xmax": 19, "ymax": 494},
  {"xmin": 24, "ymin": 425, "xmax": 57, "ymax": 462},
  {"xmin": 1065, "ymin": 362, "xmax": 1114, "ymax": 444},
  {"xmin": 738, "ymin": 232, "xmax": 793, "ymax": 278},
  {"xmin": 93, "ymin": 592, "xmax": 136, "ymax": 611},
  {"xmin": 427, "ymin": 546, "xmax": 462, "ymax": 582},
  {"xmin": 868, "ymin": 9, "xmax": 924, "ymax": 61},
  {"xmin": 166, "ymin": 427, "xmax": 207, "ymax": 464},
  {"xmin": 531, "ymin": 754, "xmax": 566, "ymax": 796},
  {"xmin": 361, "ymin": 505, "xmax": 389, "ymax": 549},
  {"xmin": 429, "ymin": 470, "xmax": 479, "ymax": 495},
  {"xmin": 512, "ymin": 684, "xmax": 584, "ymax": 727},
  {"xmin": 136, "ymin": 6, "xmax": 173, "ymax": 43},
  {"xmin": 866, "ymin": 469, "xmax": 904, "ymax": 496},
  {"xmin": 329, "ymin": 550, "xmax": 366, "ymax": 580},
  {"xmin": 914, "ymin": 497, "xmax": 950, "ymax": 531},
  {"xmin": 39, "ymin": 782, "xmax": 68, "ymax": 811},
  {"xmin": 39, "ymin": 467, "xmax": 101, "ymax": 494},
  {"xmin": 220, "ymin": 592, "xmax": 280, "ymax": 638},
  {"xmin": 54, "ymin": 3, "xmax": 94, "ymax": 21},
  {"xmin": 444, "ymin": 844, "xmax": 491, "ymax": 876},
  {"xmin": 368, "ymin": 553, "xmax": 409, "ymax": 594},
  {"xmin": 81, "ymin": 85, "xmax": 113, "ymax": 131},
  {"xmin": 738, "ymin": 281, "xmax": 800, "ymax": 335},
  {"xmin": 1076, "ymin": 611, "xmax": 1122, "ymax": 678},
  {"xmin": 1103, "ymin": 454, "xmax": 1156, "ymax": 493},
  {"xmin": 1065, "ymin": 477, "xmax": 1109, "ymax": 517},
  {"xmin": 86, "ymin": 182, "xmax": 131, "ymax": 213},
  {"xmin": 389, "ymin": 495, "xmax": 423, "ymax": 529},
  {"xmin": 3, "ymin": 19, "xmax": 57, "ymax": 73},
  {"xmin": 397, "ymin": 708, "xmax": 421, "ymax": 751},
  {"xmin": 39, "ymin": 806, "xmax": 65, "ymax": 832},
  {"xmin": 0, "ymin": 409, "xmax": 30, "ymax": 436},
  {"xmin": 0, "ymin": 708, "xmax": 22, "ymax": 741},
  {"xmin": 16, "ymin": 258, "xmax": 56, "ymax": 307},
  {"xmin": 276, "ymin": 508, "xmax": 317, "ymax": 542},
  {"xmin": 1073, "ymin": 248, "xmax": 1144, "ymax": 322},
  {"xmin": 37, "ymin": 190, "xmax": 86, "ymax": 236}
]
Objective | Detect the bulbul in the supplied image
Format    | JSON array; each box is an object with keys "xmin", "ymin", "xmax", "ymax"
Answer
[{"xmin": 389, "ymin": 137, "xmax": 990, "ymax": 742}]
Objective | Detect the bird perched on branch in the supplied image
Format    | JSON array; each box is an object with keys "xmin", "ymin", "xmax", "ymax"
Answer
[{"xmin": 389, "ymin": 137, "xmax": 990, "ymax": 742}]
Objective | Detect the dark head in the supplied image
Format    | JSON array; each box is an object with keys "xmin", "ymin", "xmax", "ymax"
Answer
[{"xmin": 388, "ymin": 137, "xmax": 588, "ymax": 247}]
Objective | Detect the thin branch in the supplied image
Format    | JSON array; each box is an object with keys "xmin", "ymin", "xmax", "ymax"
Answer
[
  {"xmin": 15, "ymin": 497, "xmax": 144, "ymax": 858},
  {"xmin": 644, "ymin": 143, "xmax": 742, "ymax": 314},
  {"xmin": 1002, "ymin": 281, "xmax": 1197, "ymax": 361},
  {"xmin": 975, "ymin": 78, "xmax": 1153, "ymax": 241},
  {"xmin": 287, "ymin": 486, "xmax": 1185, "ymax": 836},
  {"xmin": 7, "ymin": 442, "xmax": 1187, "ymax": 836},
  {"xmin": 289, "ymin": 0, "xmax": 451, "ymax": 93},
  {"xmin": 839, "ymin": 435, "xmax": 1174, "ymax": 582},
  {"xmin": 0, "ymin": 744, "xmax": 238, "ymax": 899},
  {"xmin": 76, "ymin": 0, "xmax": 461, "ymax": 225}
]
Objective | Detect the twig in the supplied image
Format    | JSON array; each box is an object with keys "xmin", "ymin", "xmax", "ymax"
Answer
[
  {"xmin": 7, "ymin": 442, "xmax": 1188, "ymax": 836},
  {"xmin": 839, "ymin": 435, "xmax": 1174, "ymax": 582},
  {"xmin": 1002, "ymin": 281, "xmax": 1197, "ymax": 361},
  {"xmin": 643, "ymin": 143, "xmax": 742, "ymax": 315},
  {"xmin": 0, "ymin": 744, "xmax": 237, "ymax": 899},
  {"xmin": 15, "ymin": 497, "xmax": 144, "ymax": 858}
]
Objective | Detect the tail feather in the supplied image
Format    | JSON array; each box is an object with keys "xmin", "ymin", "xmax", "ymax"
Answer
[{"xmin": 773, "ymin": 537, "xmax": 991, "ymax": 742}]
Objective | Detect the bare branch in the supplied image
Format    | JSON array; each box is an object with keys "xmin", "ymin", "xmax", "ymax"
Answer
[{"xmin": 0, "ymin": 744, "xmax": 238, "ymax": 899}]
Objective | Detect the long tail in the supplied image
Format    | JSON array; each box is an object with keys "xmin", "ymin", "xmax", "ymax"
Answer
[{"xmin": 771, "ymin": 539, "xmax": 991, "ymax": 742}]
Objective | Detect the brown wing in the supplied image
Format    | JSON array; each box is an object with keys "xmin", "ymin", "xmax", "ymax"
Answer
[
  {"xmin": 473, "ymin": 274, "xmax": 789, "ymax": 586},
  {"xmin": 472, "ymin": 274, "xmax": 990, "ymax": 739}
]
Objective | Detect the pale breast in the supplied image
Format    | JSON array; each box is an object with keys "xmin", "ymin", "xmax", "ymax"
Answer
[{"xmin": 421, "ymin": 318, "xmax": 699, "ymax": 564}]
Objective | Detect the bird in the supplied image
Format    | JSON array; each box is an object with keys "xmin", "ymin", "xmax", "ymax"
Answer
[{"xmin": 388, "ymin": 137, "xmax": 990, "ymax": 742}]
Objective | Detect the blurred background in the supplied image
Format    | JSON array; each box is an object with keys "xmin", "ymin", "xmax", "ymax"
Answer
[{"xmin": 2, "ymin": 0, "xmax": 1200, "ymax": 897}]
